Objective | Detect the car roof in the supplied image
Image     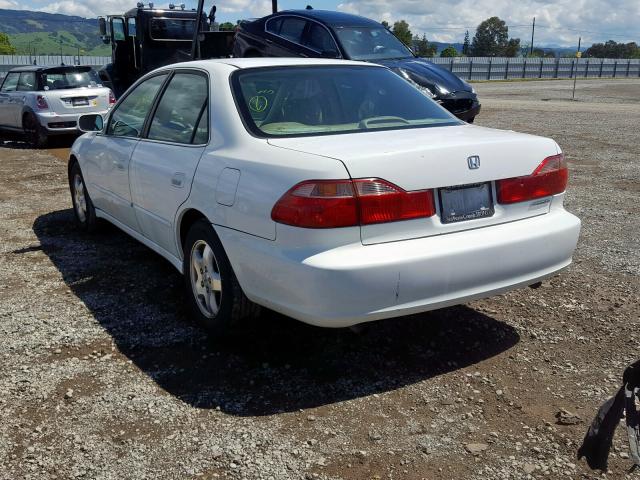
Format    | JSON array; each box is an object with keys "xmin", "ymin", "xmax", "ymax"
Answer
[
  {"xmin": 274, "ymin": 9, "xmax": 382, "ymax": 28},
  {"xmin": 168, "ymin": 57, "xmax": 381, "ymax": 70}
]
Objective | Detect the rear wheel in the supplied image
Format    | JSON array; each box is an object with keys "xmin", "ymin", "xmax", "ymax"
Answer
[
  {"xmin": 23, "ymin": 113, "xmax": 48, "ymax": 148},
  {"xmin": 68, "ymin": 161, "xmax": 99, "ymax": 232},
  {"xmin": 183, "ymin": 220, "xmax": 259, "ymax": 337}
]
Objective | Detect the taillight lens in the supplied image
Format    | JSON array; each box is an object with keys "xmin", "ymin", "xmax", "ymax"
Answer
[
  {"xmin": 35, "ymin": 95, "xmax": 48, "ymax": 110},
  {"xmin": 271, "ymin": 178, "xmax": 435, "ymax": 229},
  {"xmin": 108, "ymin": 90, "xmax": 116, "ymax": 106},
  {"xmin": 497, "ymin": 154, "xmax": 568, "ymax": 205}
]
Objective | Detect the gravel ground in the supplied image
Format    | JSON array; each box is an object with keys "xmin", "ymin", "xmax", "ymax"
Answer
[{"xmin": 1, "ymin": 78, "xmax": 639, "ymax": 480}]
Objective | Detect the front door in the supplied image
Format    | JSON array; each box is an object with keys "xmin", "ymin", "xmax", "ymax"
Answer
[
  {"xmin": 0, "ymin": 72, "xmax": 20, "ymax": 127},
  {"xmin": 84, "ymin": 72, "xmax": 168, "ymax": 230},
  {"xmin": 129, "ymin": 70, "xmax": 209, "ymax": 257}
]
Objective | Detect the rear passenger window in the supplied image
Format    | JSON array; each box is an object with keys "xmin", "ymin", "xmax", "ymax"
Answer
[
  {"xmin": 1, "ymin": 73, "xmax": 19, "ymax": 92},
  {"xmin": 147, "ymin": 72, "xmax": 208, "ymax": 144},
  {"xmin": 266, "ymin": 18, "xmax": 283, "ymax": 34},
  {"xmin": 17, "ymin": 72, "xmax": 36, "ymax": 91},
  {"xmin": 279, "ymin": 18, "xmax": 306, "ymax": 44}
]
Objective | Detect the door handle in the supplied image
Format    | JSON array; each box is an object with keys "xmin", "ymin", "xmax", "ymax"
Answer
[{"xmin": 171, "ymin": 172, "xmax": 185, "ymax": 188}]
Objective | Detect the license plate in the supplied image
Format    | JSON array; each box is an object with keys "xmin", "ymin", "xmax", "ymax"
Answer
[
  {"xmin": 72, "ymin": 98, "xmax": 89, "ymax": 106},
  {"xmin": 439, "ymin": 182, "xmax": 494, "ymax": 224}
]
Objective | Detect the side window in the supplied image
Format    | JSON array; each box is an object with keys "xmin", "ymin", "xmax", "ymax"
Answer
[
  {"xmin": 112, "ymin": 18, "xmax": 125, "ymax": 41},
  {"xmin": 107, "ymin": 73, "xmax": 167, "ymax": 137},
  {"xmin": 17, "ymin": 72, "xmax": 36, "ymax": 91},
  {"xmin": 147, "ymin": 73, "xmax": 208, "ymax": 144},
  {"xmin": 279, "ymin": 17, "xmax": 306, "ymax": 44},
  {"xmin": 265, "ymin": 18, "xmax": 282, "ymax": 34},
  {"xmin": 304, "ymin": 24, "xmax": 339, "ymax": 56},
  {"xmin": 127, "ymin": 17, "xmax": 137, "ymax": 37},
  {"xmin": 1, "ymin": 73, "xmax": 20, "ymax": 92}
]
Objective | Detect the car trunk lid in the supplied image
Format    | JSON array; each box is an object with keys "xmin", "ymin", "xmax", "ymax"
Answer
[{"xmin": 268, "ymin": 124, "xmax": 561, "ymax": 244}]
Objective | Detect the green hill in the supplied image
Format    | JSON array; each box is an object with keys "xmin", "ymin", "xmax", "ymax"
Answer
[{"xmin": 0, "ymin": 8, "xmax": 110, "ymax": 55}]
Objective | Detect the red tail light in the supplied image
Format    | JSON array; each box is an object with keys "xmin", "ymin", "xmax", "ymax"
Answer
[
  {"xmin": 271, "ymin": 178, "xmax": 435, "ymax": 229},
  {"xmin": 108, "ymin": 90, "xmax": 116, "ymax": 106},
  {"xmin": 497, "ymin": 154, "xmax": 568, "ymax": 205},
  {"xmin": 35, "ymin": 95, "xmax": 48, "ymax": 110}
]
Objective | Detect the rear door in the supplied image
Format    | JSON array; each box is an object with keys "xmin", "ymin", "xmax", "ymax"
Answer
[
  {"xmin": 82, "ymin": 72, "xmax": 168, "ymax": 230},
  {"xmin": 129, "ymin": 70, "xmax": 209, "ymax": 257}
]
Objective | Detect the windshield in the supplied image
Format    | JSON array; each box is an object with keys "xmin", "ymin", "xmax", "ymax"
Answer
[
  {"xmin": 42, "ymin": 69, "xmax": 101, "ymax": 90},
  {"xmin": 335, "ymin": 26, "xmax": 413, "ymax": 61},
  {"xmin": 232, "ymin": 66, "xmax": 460, "ymax": 138}
]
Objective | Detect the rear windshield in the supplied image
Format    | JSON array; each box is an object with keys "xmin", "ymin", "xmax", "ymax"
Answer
[
  {"xmin": 42, "ymin": 68, "xmax": 101, "ymax": 90},
  {"xmin": 232, "ymin": 66, "xmax": 460, "ymax": 138}
]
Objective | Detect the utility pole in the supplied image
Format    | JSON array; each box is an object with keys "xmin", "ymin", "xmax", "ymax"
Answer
[
  {"xmin": 572, "ymin": 36, "xmax": 581, "ymax": 100},
  {"xmin": 530, "ymin": 17, "xmax": 535, "ymax": 56},
  {"xmin": 59, "ymin": 39, "xmax": 64, "ymax": 65}
]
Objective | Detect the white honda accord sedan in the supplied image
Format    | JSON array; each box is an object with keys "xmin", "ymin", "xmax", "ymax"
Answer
[{"xmin": 68, "ymin": 58, "xmax": 581, "ymax": 334}]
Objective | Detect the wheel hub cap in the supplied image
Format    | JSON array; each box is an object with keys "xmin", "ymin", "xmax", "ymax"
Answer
[
  {"xmin": 190, "ymin": 240, "xmax": 222, "ymax": 318},
  {"xmin": 73, "ymin": 174, "xmax": 87, "ymax": 222}
]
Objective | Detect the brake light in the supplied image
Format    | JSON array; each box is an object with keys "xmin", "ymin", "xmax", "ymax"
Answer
[
  {"xmin": 35, "ymin": 95, "xmax": 48, "ymax": 110},
  {"xmin": 496, "ymin": 154, "xmax": 568, "ymax": 205},
  {"xmin": 108, "ymin": 90, "xmax": 116, "ymax": 106},
  {"xmin": 271, "ymin": 178, "xmax": 435, "ymax": 228}
]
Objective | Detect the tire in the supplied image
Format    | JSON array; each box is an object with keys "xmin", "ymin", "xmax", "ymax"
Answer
[
  {"xmin": 183, "ymin": 219, "xmax": 259, "ymax": 336},
  {"xmin": 68, "ymin": 161, "xmax": 99, "ymax": 232},
  {"xmin": 23, "ymin": 112, "xmax": 48, "ymax": 149}
]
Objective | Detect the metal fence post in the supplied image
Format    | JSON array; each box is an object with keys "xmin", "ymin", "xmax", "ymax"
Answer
[
  {"xmin": 487, "ymin": 58, "xmax": 492, "ymax": 80},
  {"xmin": 627, "ymin": 60, "xmax": 631, "ymax": 77},
  {"xmin": 584, "ymin": 59, "xmax": 589, "ymax": 77},
  {"xmin": 599, "ymin": 60, "xmax": 604, "ymax": 77},
  {"xmin": 522, "ymin": 60, "xmax": 526, "ymax": 79},
  {"xmin": 539, "ymin": 59, "xmax": 544, "ymax": 78},
  {"xmin": 468, "ymin": 59, "xmax": 473, "ymax": 81},
  {"xmin": 450, "ymin": 58, "xmax": 454, "ymax": 72},
  {"xmin": 613, "ymin": 60, "xmax": 617, "ymax": 78},
  {"xmin": 569, "ymin": 60, "xmax": 574, "ymax": 78},
  {"xmin": 505, "ymin": 59, "xmax": 509, "ymax": 79}
]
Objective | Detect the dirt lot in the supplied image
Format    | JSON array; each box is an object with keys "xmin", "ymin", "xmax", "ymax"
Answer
[{"xmin": 1, "ymin": 78, "xmax": 639, "ymax": 480}]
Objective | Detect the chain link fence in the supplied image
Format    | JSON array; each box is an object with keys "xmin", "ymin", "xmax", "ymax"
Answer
[
  {"xmin": 1, "ymin": 54, "xmax": 640, "ymax": 82},
  {"xmin": 429, "ymin": 56, "xmax": 640, "ymax": 81}
]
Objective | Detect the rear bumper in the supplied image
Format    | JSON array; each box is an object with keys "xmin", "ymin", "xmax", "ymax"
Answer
[
  {"xmin": 35, "ymin": 110, "xmax": 109, "ymax": 134},
  {"xmin": 219, "ymin": 210, "xmax": 581, "ymax": 328}
]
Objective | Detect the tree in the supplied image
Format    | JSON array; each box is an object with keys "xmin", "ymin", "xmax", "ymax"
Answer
[
  {"xmin": 462, "ymin": 30, "xmax": 470, "ymax": 56},
  {"xmin": 381, "ymin": 20, "xmax": 390, "ymax": 30},
  {"xmin": 219, "ymin": 22, "xmax": 235, "ymax": 31},
  {"xmin": 413, "ymin": 34, "xmax": 437, "ymax": 57},
  {"xmin": 392, "ymin": 20, "xmax": 413, "ymax": 47},
  {"xmin": 440, "ymin": 45, "xmax": 459, "ymax": 57},
  {"xmin": 471, "ymin": 16, "xmax": 520, "ymax": 57},
  {"xmin": 585, "ymin": 40, "xmax": 640, "ymax": 59},
  {"xmin": 0, "ymin": 33, "xmax": 16, "ymax": 55}
]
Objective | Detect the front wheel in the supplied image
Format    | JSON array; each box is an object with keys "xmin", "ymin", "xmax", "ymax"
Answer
[
  {"xmin": 183, "ymin": 220, "xmax": 259, "ymax": 337},
  {"xmin": 23, "ymin": 113, "xmax": 48, "ymax": 148}
]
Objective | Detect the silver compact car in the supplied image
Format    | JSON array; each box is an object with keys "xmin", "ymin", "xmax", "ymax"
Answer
[{"xmin": 0, "ymin": 65, "xmax": 114, "ymax": 147}]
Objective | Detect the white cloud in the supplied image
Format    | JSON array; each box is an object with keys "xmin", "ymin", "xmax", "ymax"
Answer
[
  {"xmin": 337, "ymin": 0, "xmax": 640, "ymax": 46},
  {"xmin": 40, "ymin": 0, "xmax": 134, "ymax": 17},
  {"xmin": 0, "ymin": 0, "xmax": 20, "ymax": 8},
  {"xmin": 217, "ymin": 0, "xmax": 272, "ymax": 17}
]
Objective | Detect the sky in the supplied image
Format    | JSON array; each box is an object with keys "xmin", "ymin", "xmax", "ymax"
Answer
[{"xmin": 1, "ymin": 0, "xmax": 638, "ymax": 47}]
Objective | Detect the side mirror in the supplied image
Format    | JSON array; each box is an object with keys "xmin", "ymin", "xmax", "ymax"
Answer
[
  {"xmin": 78, "ymin": 114, "xmax": 104, "ymax": 133},
  {"xmin": 98, "ymin": 17, "xmax": 107, "ymax": 36}
]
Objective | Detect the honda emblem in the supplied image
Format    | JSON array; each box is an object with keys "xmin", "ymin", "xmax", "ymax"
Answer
[{"xmin": 467, "ymin": 155, "xmax": 481, "ymax": 169}]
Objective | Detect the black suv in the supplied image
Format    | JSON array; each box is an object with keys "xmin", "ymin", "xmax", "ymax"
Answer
[{"xmin": 234, "ymin": 9, "xmax": 480, "ymax": 122}]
